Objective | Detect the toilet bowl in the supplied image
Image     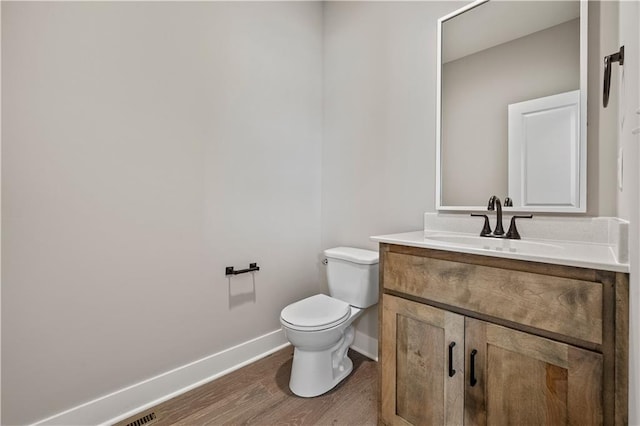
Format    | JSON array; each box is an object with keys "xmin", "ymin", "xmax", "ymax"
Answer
[{"xmin": 280, "ymin": 247, "xmax": 379, "ymax": 397}]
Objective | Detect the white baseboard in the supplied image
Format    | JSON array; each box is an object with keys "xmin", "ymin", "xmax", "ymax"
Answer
[
  {"xmin": 351, "ymin": 330, "xmax": 378, "ymax": 361},
  {"xmin": 32, "ymin": 329, "xmax": 289, "ymax": 426}
]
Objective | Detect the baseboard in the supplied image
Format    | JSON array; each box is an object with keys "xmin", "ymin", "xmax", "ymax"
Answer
[
  {"xmin": 32, "ymin": 329, "xmax": 289, "ymax": 426},
  {"xmin": 351, "ymin": 330, "xmax": 378, "ymax": 361}
]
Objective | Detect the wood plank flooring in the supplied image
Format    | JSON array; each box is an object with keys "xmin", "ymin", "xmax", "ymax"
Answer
[{"xmin": 115, "ymin": 347, "xmax": 378, "ymax": 426}]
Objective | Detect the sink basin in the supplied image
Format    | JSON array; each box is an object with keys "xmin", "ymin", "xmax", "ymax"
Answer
[
  {"xmin": 371, "ymin": 230, "xmax": 628, "ymax": 273},
  {"xmin": 423, "ymin": 233, "xmax": 564, "ymax": 254}
]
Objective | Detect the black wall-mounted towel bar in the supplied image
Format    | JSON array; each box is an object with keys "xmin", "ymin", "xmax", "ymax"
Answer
[{"xmin": 225, "ymin": 263, "xmax": 260, "ymax": 276}]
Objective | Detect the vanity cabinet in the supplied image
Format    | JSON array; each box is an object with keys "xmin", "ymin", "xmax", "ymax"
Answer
[{"xmin": 378, "ymin": 243, "xmax": 628, "ymax": 426}]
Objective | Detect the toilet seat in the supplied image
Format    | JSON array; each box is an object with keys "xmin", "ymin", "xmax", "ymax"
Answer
[{"xmin": 281, "ymin": 294, "xmax": 351, "ymax": 332}]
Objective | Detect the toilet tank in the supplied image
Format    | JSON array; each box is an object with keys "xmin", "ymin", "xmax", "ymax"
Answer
[{"xmin": 324, "ymin": 247, "xmax": 379, "ymax": 308}]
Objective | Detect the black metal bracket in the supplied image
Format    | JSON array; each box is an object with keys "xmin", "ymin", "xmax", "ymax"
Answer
[
  {"xmin": 225, "ymin": 263, "xmax": 260, "ymax": 276},
  {"xmin": 604, "ymin": 46, "xmax": 625, "ymax": 108}
]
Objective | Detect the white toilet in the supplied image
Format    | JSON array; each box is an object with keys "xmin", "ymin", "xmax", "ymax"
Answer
[{"xmin": 280, "ymin": 247, "xmax": 379, "ymax": 397}]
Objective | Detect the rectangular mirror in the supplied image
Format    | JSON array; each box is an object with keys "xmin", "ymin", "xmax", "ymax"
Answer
[{"xmin": 436, "ymin": 0, "xmax": 587, "ymax": 212}]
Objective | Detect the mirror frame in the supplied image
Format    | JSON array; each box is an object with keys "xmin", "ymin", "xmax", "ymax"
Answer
[{"xmin": 435, "ymin": 0, "xmax": 588, "ymax": 213}]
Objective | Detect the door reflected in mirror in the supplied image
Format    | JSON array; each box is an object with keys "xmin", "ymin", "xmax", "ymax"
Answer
[{"xmin": 436, "ymin": 0, "xmax": 587, "ymax": 212}]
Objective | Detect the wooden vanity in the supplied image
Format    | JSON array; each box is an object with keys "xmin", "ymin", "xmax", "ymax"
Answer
[{"xmin": 378, "ymin": 242, "xmax": 629, "ymax": 425}]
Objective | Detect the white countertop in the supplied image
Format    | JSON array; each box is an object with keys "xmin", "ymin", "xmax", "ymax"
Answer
[{"xmin": 371, "ymin": 230, "xmax": 629, "ymax": 273}]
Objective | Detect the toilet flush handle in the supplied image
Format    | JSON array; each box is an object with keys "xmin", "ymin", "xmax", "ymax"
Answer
[{"xmin": 322, "ymin": 259, "xmax": 328, "ymax": 265}]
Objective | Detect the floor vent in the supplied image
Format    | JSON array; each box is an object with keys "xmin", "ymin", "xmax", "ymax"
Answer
[
  {"xmin": 127, "ymin": 412, "xmax": 157, "ymax": 426},
  {"xmin": 114, "ymin": 410, "xmax": 158, "ymax": 426}
]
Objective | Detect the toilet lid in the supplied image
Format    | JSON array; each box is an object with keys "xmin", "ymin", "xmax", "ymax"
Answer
[{"xmin": 281, "ymin": 294, "xmax": 351, "ymax": 331}]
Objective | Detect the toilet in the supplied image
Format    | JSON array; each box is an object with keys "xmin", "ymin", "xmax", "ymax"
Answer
[{"xmin": 280, "ymin": 247, "xmax": 379, "ymax": 397}]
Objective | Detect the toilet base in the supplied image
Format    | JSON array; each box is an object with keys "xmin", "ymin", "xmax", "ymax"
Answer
[{"xmin": 288, "ymin": 326, "xmax": 355, "ymax": 397}]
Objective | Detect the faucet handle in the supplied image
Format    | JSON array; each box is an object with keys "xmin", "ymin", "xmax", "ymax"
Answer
[
  {"xmin": 505, "ymin": 215, "xmax": 533, "ymax": 240},
  {"xmin": 504, "ymin": 197, "xmax": 513, "ymax": 207},
  {"xmin": 471, "ymin": 213, "xmax": 492, "ymax": 237}
]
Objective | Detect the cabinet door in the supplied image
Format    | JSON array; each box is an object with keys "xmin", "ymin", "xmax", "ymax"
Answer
[
  {"xmin": 381, "ymin": 294, "xmax": 464, "ymax": 425},
  {"xmin": 464, "ymin": 318, "xmax": 603, "ymax": 425}
]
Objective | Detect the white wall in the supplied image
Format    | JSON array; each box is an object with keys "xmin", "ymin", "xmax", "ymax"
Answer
[
  {"xmin": 322, "ymin": 0, "xmax": 467, "ymax": 243},
  {"xmin": 322, "ymin": 1, "xmax": 465, "ymax": 348},
  {"xmin": 0, "ymin": 3, "xmax": 3, "ymax": 423},
  {"xmin": 1, "ymin": 2, "xmax": 322, "ymax": 424},
  {"xmin": 617, "ymin": 1, "xmax": 640, "ymax": 423},
  {"xmin": 588, "ymin": 0, "xmax": 619, "ymax": 217}
]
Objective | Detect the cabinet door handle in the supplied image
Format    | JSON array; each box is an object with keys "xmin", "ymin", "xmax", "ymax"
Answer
[
  {"xmin": 470, "ymin": 349, "xmax": 478, "ymax": 387},
  {"xmin": 448, "ymin": 342, "xmax": 456, "ymax": 377}
]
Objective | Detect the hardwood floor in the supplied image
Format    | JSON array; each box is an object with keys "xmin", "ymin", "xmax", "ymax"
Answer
[{"xmin": 115, "ymin": 347, "xmax": 378, "ymax": 426}]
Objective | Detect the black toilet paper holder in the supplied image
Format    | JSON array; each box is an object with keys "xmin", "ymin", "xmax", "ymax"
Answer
[{"xmin": 225, "ymin": 263, "xmax": 260, "ymax": 276}]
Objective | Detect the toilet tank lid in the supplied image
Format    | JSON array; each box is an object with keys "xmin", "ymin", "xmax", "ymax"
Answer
[{"xmin": 324, "ymin": 247, "xmax": 379, "ymax": 265}]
